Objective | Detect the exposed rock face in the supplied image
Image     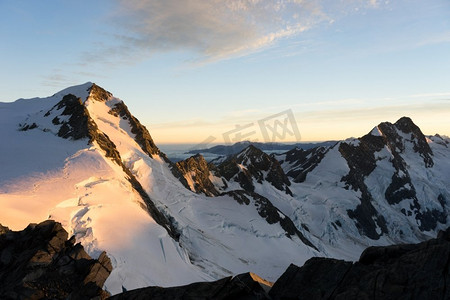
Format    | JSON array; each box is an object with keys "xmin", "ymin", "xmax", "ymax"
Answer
[
  {"xmin": 109, "ymin": 101, "xmax": 162, "ymax": 159},
  {"xmin": 276, "ymin": 146, "xmax": 330, "ymax": 183},
  {"xmin": 52, "ymin": 94, "xmax": 92, "ymax": 140},
  {"xmin": 336, "ymin": 116, "xmax": 445, "ymax": 239},
  {"xmin": 216, "ymin": 145, "xmax": 292, "ymax": 195},
  {"xmin": 88, "ymin": 83, "xmax": 113, "ymax": 102},
  {"xmin": 339, "ymin": 134, "xmax": 389, "ymax": 240},
  {"xmin": 0, "ymin": 224, "xmax": 9, "ymax": 235},
  {"xmin": 224, "ymin": 190, "xmax": 317, "ymax": 250},
  {"xmin": 20, "ymin": 93, "xmax": 92, "ymax": 141},
  {"xmin": 21, "ymin": 92, "xmax": 121, "ymax": 159},
  {"xmin": 269, "ymin": 228, "xmax": 450, "ymax": 300},
  {"xmin": 174, "ymin": 154, "xmax": 219, "ymax": 196},
  {"xmin": 432, "ymin": 134, "xmax": 449, "ymax": 147},
  {"xmin": 103, "ymin": 86, "xmax": 202, "ymax": 209},
  {"xmin": 0, "ymin": 220, "xmax": 111, "ymax": 299},
  {"xmin": 109, "ymin": 272, "xmax": 271, "ymax": 300},
  {"xmin": 386, "ymin": 116, "xmax": 434, "ymax": 167},
  {"xmin": 89, "ymin": 83, "xmax": 163, "ymax": 160}
]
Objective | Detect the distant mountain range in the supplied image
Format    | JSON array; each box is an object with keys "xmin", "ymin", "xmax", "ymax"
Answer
[
  {"xmin": 186, "ymin": 140, "xmax": 338, "ymax": 156},
  {"xmin": 1, "ymin": 82, "xmax": 449, "ymax": 296}
]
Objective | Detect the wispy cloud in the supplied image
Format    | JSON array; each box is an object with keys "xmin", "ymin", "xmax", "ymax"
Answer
[
  {"xmin": 41, "ymin": 72, "xmax": 72, "ymax": 88},
  {"xmin": 100, "ymin": 0, "xmax": 380, "ymax": 63},
  {"xmin": 41, "ymin": 69, "xmax": 106, "ymax": 90},
  {"xmin": 40, "ymin": 0, "xmax": 384, "ymax": 87},
  {"xmin": 416, "ymin": 31, "xmax": 450, "ymax": 48},
  {"xmin": 408, "ymin": 92, "xmax": 450, "ymax": 99},
  {"xmin": 297, "ymin": 100, "xmax": 450, "ymax": 122},
  {"xmin": 150, "ymin": 119, "xmax": 214, "ymax": 129}
]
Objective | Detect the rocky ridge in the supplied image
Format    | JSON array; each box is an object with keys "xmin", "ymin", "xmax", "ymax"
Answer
[
  {"xmin": 110, "ymin": 272, "xmax": 271, "ymax": 300},
  {"xmin": 269, "ymin": 227, "xmax": 450, "ymax": 300}
]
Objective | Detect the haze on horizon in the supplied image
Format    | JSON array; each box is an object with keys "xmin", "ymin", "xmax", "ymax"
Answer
[{"xmin": 1, "ymin": 0, "xmax": 449, "ymax": 144}]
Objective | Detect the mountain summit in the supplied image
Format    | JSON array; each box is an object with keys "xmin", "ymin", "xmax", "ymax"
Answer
[{"xmin": 1, "ymin": 83, "xmax": 449, "ymax": 295}]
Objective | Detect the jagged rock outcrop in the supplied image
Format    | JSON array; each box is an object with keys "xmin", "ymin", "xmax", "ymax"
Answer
[
  {"xmin": 382, "ymin": 116, "xmax": 434, "ymax": 167},
  {"xmin": 216, "ymin": 145, "xmax": 292, "ymax": 195},
  {"xmin": 0, "ymin": 224, "xmax": 9, "ymax": 235},
  {"xmin": 89, "ymin": 83, "xmax": 163, "ymax": 160},
  {"xmin": 173, "ymin": 154, "xmax": 220, "ymax": 196},
  {"xmin": 50, "ymin": 94, "xmax": 92, "ymax": 140},
  {"xmin": 275, "ymin": 146, "xmax": 331, "ymax": 183},
  {"xmin": 224, "ymin": 190, "xmax": 317, "ymax": 250},
  {"xmin": 269, "ymin": 228, "xmax": 450, "ymax": 300},
  {"xmin": 109, "ymin": 272, "xmax": 271, "ymax": 300},
  {"xmin": 0, "ymin": 220, "xmax": 111, "ymax": 299},
  {"xmin": 96, "ymin": 85, "xmax": 209, "ymax": 216},
  {"xmin": 109, "ymin": 101, "xmax": 162, "ymax": 159},
  {"xmin": 20, "ymin": 93, "xmax": 92, "ymax": 141},
  {"xmin": 432, "ymin": 134, "xmax": 449, "ymax": 148},
  {"xmin": 339, "ymin": 134, "xmax": 389, "ymax": 240},
  {"xmin": 88, "ymin": 83, "xmax": 113, "ymax": 102}
]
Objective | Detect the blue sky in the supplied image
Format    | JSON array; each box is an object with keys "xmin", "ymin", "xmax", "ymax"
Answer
[{"xmin": 1, "ymin": 0, "xmax": 449, "ymax": 144}]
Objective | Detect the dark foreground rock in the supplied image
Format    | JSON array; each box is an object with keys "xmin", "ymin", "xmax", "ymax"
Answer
[
  {"xmin": 109, "ymin": 272, "xmax": 271, "ymax": 300},
  {"xmin": 3, "ymin": 220, "xmax": 450, "ymax": 300},
  {"xmin": 0, "ymin": 220, "xmax": 111, "ymax": 300},
  {"xmin": 269, "ymin": 228, "xmax": 450, "ymax": 300}
]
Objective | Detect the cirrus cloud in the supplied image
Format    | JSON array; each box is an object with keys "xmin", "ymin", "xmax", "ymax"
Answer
[{"xmin": 108, "ymin": 0, "xmax": 381, "ymax": 62}]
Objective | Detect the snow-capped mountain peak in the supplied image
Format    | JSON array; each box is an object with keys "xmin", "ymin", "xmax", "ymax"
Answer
[
  {"xmin": 51, "ymin": 81, "xmax": 93, "ymax": 103},
  {"xmin": 214, "ymin": 145, "xmax": 293, "ymax": 195}
]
